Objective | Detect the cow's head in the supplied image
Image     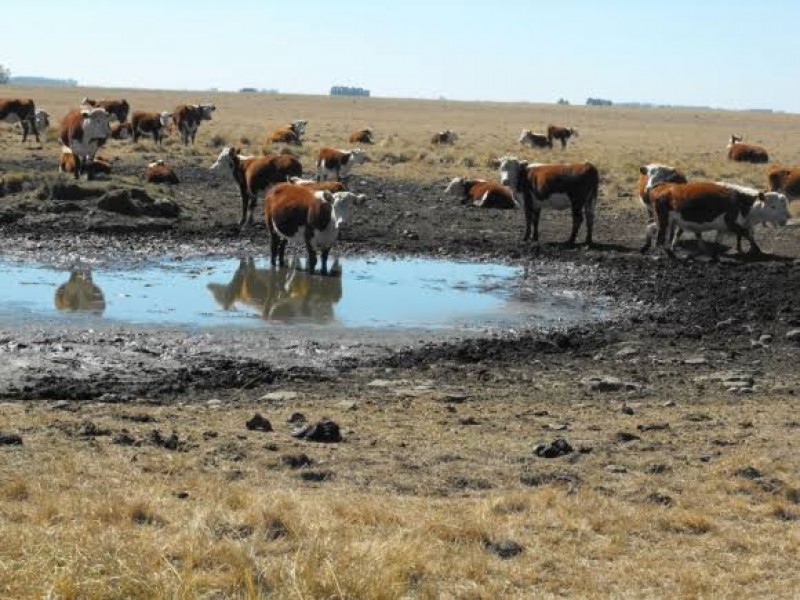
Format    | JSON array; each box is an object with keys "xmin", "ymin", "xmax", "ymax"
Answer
[
  {"xmin": 34, "ymin": 109, "xmax": 50, "ymax": 132},
  {"xmin": 330, "ymin": 191, "xmax": 367, "ymax": 228},
  {"xmin": 499, "ymin": 156, "xmax": 528, "ymax": 190},
  {"xmin": 199, "ymin": 103, "xmax": 216, "ymax": 120},
  {"xmin": 444, "ymin": 177, "xmax": 467, "ymax": 202},
  {"xmin": 640, "ymin": 164, "xmax": 687, "ymax": 194},
  {"xmin": 209, "ymin": 146, "xmax": 237, "ymax": 173},
  {"xmin": 291, "ymin": 119, "xmax": 307, "ymax": 136},
  {"xmin": 80, "ymin": 108, "xmax": 111, "ymax": 140},
  {"xmin": 445, "ymin": 130, "xmax": 458, "ymax": 142},
  {"xmin": 159, "ymin": 111, "xmax": 173, "ymax": 127},
  {"xmin": 569, "ymin": 128, "xmax": 578, "ymax": 137},
  {"xmin": 349, "ymin": 148, "xmax": 371, "ymax": 165},
  {"xmin": 729, "ymin": 134, "xmax": 742, "ymax": 146},
  {"xmin": 518, "ymin": 129, "xmax": 532, "ymax": 144},
  {"xmin": 757, "ymin": 192, "xmax": 790, "ymax": 227}
]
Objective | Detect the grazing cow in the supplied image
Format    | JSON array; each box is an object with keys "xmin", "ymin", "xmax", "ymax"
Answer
[
  {"xmin": 499, "ymin": 157, "xmax": 599, "ymax": 245},
  {"xmin": 80, "ymin": 98, "xmax": 130, "ymax": 123},
  {"xmin": 131, "ymin": 110, "xmax": 172, "ymax": 145},
  {"xmin": 0, "ymin": 98, "xmax": 40, "ymax": 142},
  {"xmin": 316, "ymin": 148, "xmax": 370, "ymax": 181},
  {"xmin": 288, "ymin": 176, "xmax": 347, "ymax": 193},
  {"xmin": 58, "ymin": 108, "xmax": 112, "ymax": 179},
  {"xmin": 547, "ymin": 125, "xmax": 578, "ymax": 149},
  {"xmin": 144, "ymin": 160, "xmax": 179, "ymax": 184},
  {"xmin": 209, "ymin": 146, "xmax": 302, "ymax": 228},
  {"xmin": 767, "ymin": 166, "xmax": 800, "ymax": 200},
  {"xmin": 265, "ymin": 184, "xmax": 365, "ymax": 274},
  {"xmin": 727, "ymin": 134, "xmax": 769, "ymax": 163},
  {"xmin": 519, "ymin": 129, "xmax": 552, "ymax": 149},
  {"xmin": 431, "ymin": 130, "xmax": 458, "ymax": 145},
  {"xmin": 349, "ymin": 128, "xmax": 373, "ymax": 144},
  {"xmin": 54, "ymin": 268, "xmax": 105, "ymax": 313},
  {"xmin": 58, "ymin": 148, "xmax": 112, "ymax": 178},
  {"xmin": 172, "ymin": 103, "xmax": 216, "ymax": 145},
  {"xmin": 443, "ymin": 177, "xmax": 517, "ymax": 209},
  {"xmin": 650, "ymin": 181, "xmax": 789, "ymax": 257}
]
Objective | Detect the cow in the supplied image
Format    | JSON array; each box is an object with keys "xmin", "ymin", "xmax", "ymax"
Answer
[
  {"xmin": 110, "ymin": 121, "xmax": 132, "ymax": 140},
  {"xmin": 431, "ymin": 130, "xmax": 458, "ymax": 145},
  {"xmin": 144, "ymin": 160, "xmax": 179, "ymax": 184},
  {"xmin": 499, "ymin": 157, "xmax": 599, "ymax": 245},
  {"xmin": 767, "ymin": 166, "xmax": 800, "ymax": 201},
  {"xmin": 519, "ymin": 129, "xmax": 552, "ymax": 149},
  {"xmin": 315, "ymin": 148, "xmax": 370, "ymax": 181},
  {"xmin": 349, "ymin": 128, "xmax": 373, "ymax": 144},
  {"xmin": 288, "ymin": 176, "xmax": 347, "ymax": 193},
  {"xmin": 264, "ymin": 183, "xmax": 366, "ymax": 275},
  {"xmin": 54, "ymin": 268, "xmax": 105, "ymax": 314},
  {"xmin": 80, "ymin": 98, "xmax": 130, "ymax": 123},
  {"xmin": 727, "ymin": 134, "xmax": 769, "ymax": 163},
  {"xmin": 58, "ymin": 108, "xmax": 112, "ymax": 179},
  {"xmin": 547, "ymin": 125, "xmax": 578, "ymax": 149},
  {"xmin": 638, "ymin": 163, "xmax": 689, "ymax": 251},
  {"xmin": 266, "ymin": 127, "xmax": 302, "ymax": 145},
  {"xmin": 131, "ymin": 110, "xmax": 172, "ymax": 145},
  {"xmin": 172, "ymin": 103, "xmax": 216, "ymax": 145},
  {"xmin": 209, "ymin": 146, "xmax": 302, "ymax": 228},
  {"xmin": 650, "ymin": 181, "xmax": 789, "ymax": 258},
  {"xmin": 58, "ymin": 148, "xmax": 112, "ymax": 178},
  {"xmin": 0, "ymin": 98, "xmax": 40, "ymax": 142},
  {"xmin": 443, "ymin": 177, "xmax": 517, "ymax": 209}
]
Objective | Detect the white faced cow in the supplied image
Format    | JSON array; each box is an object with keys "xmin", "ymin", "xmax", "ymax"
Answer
[
  {"xmin": 58, "ymin": 108, "xmax": 112, "ymax": 179},
  {"xmin": 315, "ymin": 148, "xmax": 370, "ymax": 182},
  {"xmin": 519, "ymin": 129, "xmax": 552, "ymax": 149}
]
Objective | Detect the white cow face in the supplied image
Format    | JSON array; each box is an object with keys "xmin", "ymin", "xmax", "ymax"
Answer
[
  {"xmin": 159, "ymin": 111, "xmax": 173, "ymax": 127},
  {"xmin": 518, "ymin": 129, "xmax": 532, "ymax": 144},
  {"xmin": 349, "ymin": 149, "xmax": 371, "ymax": 165},
  {"xmin": 640, "ymin": 164, "xmax": 684, "ymax": 194},
  {"xmin": 331, "ymin": 191, "xmax": 366, "ymax": 228},
  {"xmin": 291, "ymin": 120, "xmax": 307, "ymax": 136},
  {"xmin": 758, "ymin": 192, "xmax": 790, "ymax": 226},
  {"xmin": 444, "ymin": 177, "xmax": 466, "ymax": 199},
  {"xmin": 209, "ymin": 146, "xmax": 235, "ymax": 173},
  {"xmin": 80, "ymin": 108, "xmax": 111, "ymax": 140},
  {"xmin": 34, "ymin": 109, "xmax": 50, "ymax": 132},
  {"xmin": 499, "ymin": 156, "xmax": 527, "ymax": 189}
]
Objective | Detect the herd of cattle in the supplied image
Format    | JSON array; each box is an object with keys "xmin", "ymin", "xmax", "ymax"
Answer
[{"xmin": 2, "ymin": 95, "xmax": 800, "ymax": 272}]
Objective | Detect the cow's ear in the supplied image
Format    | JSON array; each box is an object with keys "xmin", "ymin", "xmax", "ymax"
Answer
[{"xmin": 639, "ymin": 166, "xmax": 648, "ymax": 175}]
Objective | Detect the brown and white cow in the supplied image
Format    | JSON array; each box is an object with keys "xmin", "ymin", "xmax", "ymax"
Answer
[
  {"xmin": 59, "ymin": 148, "xmax": 112, "ymax": 178},
  {"xmin": 58, "ymin": 108, "xmax": 112, "ymax": 179},
  {"xmin": 650, "ymin": 181, "xmax": 789, "ymax": 257},
  {"xmin": 288, "ymin": 176, "xmax": 347, "ymax": 193},
  {"xmin": 727, "ymin": 134, "xmax": 769, "ymax": 163},
  {"xmin": 110, "ymin": 121, "xmax": 132, "ymax": 140},
  {"xmin": 144, "ymin": 160, "xmax": 179, "ymax": 184},
  {"xmin": 267, "ymin": 127, "xmax": 302, "ymax": 145},
  {"xmin": 349, "ymin": 128, "xmax": 373, "ymax": 144},
  {"xmin": 547, "ymin": 125, "xmax": 578, "ymax": 149},
  {"xmin": 131, "ymin": 110, "xmax": 172, "ymax": 145},
  {"xmin": 265, "ymin": 183, "xmax": 365, "ymax": 275},
  {"xmin": 172, "ymin": 103, "xmax": 215, "ymax": 145},
  {"xmin": 0, "ymin": 98, "xmax": 40, "ymax": 142},
  {"xmin": 81, "ymin": 98, "xmax": 130, "ymax": 123},
  {"xmin": 431, "ymin": 130, "xmax": 458, "ymax": 145},
  {"xmin": 638, "ymin": 163, "xmax": 689, "ymax": 251},
  {"xmin": 767, "ymin": 166, "xmax": 800, "ymax": 201},
  {"xmin": 210, "ymin": 146, "xmax": 303, "ymax": 228},
  {"xmin": 444, "ymin": 177, "xmax": 517, "ymax": 209},
  {"xmin": 519, "ymin": 129, "xmax": 552, "ymax": 149},
  {"xmin": 499, "ymin": 157, "xmax": 599, "ymax": 245},
  {"xmin": 316, "ymin": 148, "xmax": 370, "ymax": 182}
]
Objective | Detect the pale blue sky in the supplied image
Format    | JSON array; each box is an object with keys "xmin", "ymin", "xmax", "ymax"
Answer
[{"xmin": 4, "ymin": 1, "xmax": 799, "ymax": 111}]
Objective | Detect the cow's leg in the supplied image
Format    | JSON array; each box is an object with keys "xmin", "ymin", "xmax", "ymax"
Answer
[
  {"xmin": 246, "ymin": 192, "xmax": 259, "ymax": 227},
  {"xmin": 305, "ymin": 244, "xmax": 317, "ymax": 273},
  {"xmin": 320, "ymin": 249, "xmax": 330, "ymax": 276},
  {"xmin": 640, "ymin": 221, "xmax": 656, "ymax": 253},
  {"xmin": 269, "ymin": 230, "xmax": 279, "ymax": 267},
  {"xmin": 584, "ymin": 203, "xmax": 594, "ymax": 246},
  {"xmin": 31, "ymin": 119, "xmax": 40, "ymax": 143},
  {"xmin": 532, "ymin": 208, "xmax": 541, "ymax": 242},
  {"xmin": 522, "ymin": 195, "xmax": 533, "ymax": 241},
  {"xmin": 238, "ymin": 190, "xmax": 250, "ymax": 229},
  {"xmin": 20, "ymin": 122, "xmax": 29, "ymax": 142},
  {"xmin": 560, "ymin": 138, "xmax": 566, "ymax": 150},
  {"xmin": 73, "ymin": 156, "xmax": 81, "ymax": 180},
  {"xmin": 567, "ymin": 202, "xmax": 583, "ymax": 245},
  {"xmin": 278, "ymin": 239, "xmax": 288, "ymax": 268}
]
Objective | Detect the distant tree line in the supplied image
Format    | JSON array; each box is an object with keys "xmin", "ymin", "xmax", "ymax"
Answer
[
  {"xmin": 239, "ymin": 87, "xmax": 279, "ymax": 94},
  {"xmin": 330, "ymin": 86, "xmax": 370, "ymax": 97},
  {"xmin": 8, "ymin": 75, "xmax": 77, "ymax": 87},
  {"xmin": 586, "ymin": 97, "xmax": 613, "ymax": 106}
]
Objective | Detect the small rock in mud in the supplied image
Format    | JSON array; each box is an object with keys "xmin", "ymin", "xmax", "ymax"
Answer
[
  {"xmin": 111, "ymin": 431, "xmax": 136, "ymax": 446},
  {"xmin": 0, "ymin": 432, "xmax": 23, "ymax": 446},
  {"xmin": 581, "ymin": 375, "xmax": 640, "ymax": 393},
  {"xmin": 291, "ymin": 419, "xmax": 342, "ymax": 443},
  {"xmin": 645, "ymin": 492, "xmax": 673, "ymax": 507},
  {"xmin": 484, "ymin": 539, "xmax": 523, "ymax": 559},
  {"xmin": 148, "ymin": 429, "xmax": 182, "ymax": 450},
  {"xmin": 97, "ymin": 190, "xmax": 141, "ymax": 216},
  {"xmin": 245, "ymin": 413, "xmax": 273, "ymax": 432},
  {"xmin": 786, "ymin": 329, "xmax": 800, "ymax": 341},
  {"xmin": 281, "ymin": 453, "xmax": 313, "ymax": 469},
  {"xmin": 299, "ymin": 470, "xmax": 334, "ymax": 482},
  {"xmin": 637, "ymin": 422, "xmax": 670, "ymax": 432},
  {"xmin": 534, "ymin": 438, "xmax": 573, "ymax": 458},
  {"xmin": 736, "ymin": 466, "xmax": 764, "ymax": 480},
  {"xmin": 615, "ymin": 431, "xmax": 642, "ymax": 443},
  {"xmin": 78, "ymin": 420, "xmax": 111, "ymax": 437}
]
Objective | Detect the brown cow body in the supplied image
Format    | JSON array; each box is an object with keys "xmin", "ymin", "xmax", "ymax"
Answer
[
  {"xmin": 144, "ymin": 160, "xmax": 179, "ymax": 184},
  {"xmin": 173, "ymin": 103, "xmax": 215, "ymax": 145},
  {"xmin": 349, "ymin": 129, "xmax": 373, "ymax": 144},
  {"xmin": 727, "ymin": 135, "xmax": 769, "ymax": 163},
  {"xmin": 267, "ymin": 127, "xmax": 302, "ymax": 145},
  {"xmin": 289, "ymin": 177, "xmax": 347, "ymax": 193},
  {"xmin": 547, "ymin": 125, "xmax": 578, "ymax": 149},
  {"xmin": 767, "ymin": 166, "xmax": 800, "ymax": 200},
  {"xmin": 131, "ymin": 111, "xmax": 171, "ymax": 145},
  {"xmin": 0, "ymin": 98, "xmax": 40, "ymax": 142},
  {"xmin": 59, "ymin": 149, "xmax": 112, "ymax": 178},
  {"xmin": 58, "ymin": 108, "xmax": 112, "ymax": 179},
  {"xmin": 444, "ymin": 177, "xmax": 516, "ymax": 209},
  {"xmin": 431, "ymin": 130, "xmax": 458, "ymax": 145},
  {"xmin": 81, "ymin": 98, "xmax": 129, "ymax": 122},
  {"xmin": 315, "ymin": 148, "xmax": 370, "ymax": 181}
]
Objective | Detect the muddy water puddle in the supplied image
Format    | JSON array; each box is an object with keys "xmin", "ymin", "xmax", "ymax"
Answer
[{"xmin": 0, "ymin": 256, "xmax": 609, "ymax": 330}]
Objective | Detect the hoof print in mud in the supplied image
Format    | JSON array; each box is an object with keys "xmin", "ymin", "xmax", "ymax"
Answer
[{"xmin": 291, "ymin": 418, "xmax": 342, "ymax": 443}]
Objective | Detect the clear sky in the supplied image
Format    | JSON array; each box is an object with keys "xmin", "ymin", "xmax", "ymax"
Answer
[{"xmin": 4, "ymin": 0, "xmax": 799, "ymax": 112}]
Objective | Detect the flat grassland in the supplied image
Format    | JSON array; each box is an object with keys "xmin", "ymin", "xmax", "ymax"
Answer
[{"xmin": 1, "ymin": 86, "xmax": 800, "ymax": 599}]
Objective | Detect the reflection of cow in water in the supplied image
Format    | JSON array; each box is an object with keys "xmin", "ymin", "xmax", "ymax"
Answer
[
  {"xmin": 207, "ymin": 257, "xmax": 342, "ymax": 324},
  {"xmin": 54, "ymin": 269, "xmax": 105, "ymax": 313}
]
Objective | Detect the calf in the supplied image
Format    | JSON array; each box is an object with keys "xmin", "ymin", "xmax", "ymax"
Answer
[
  {"xmin": 0, "ymin": 98, "xmax": 40, "ymax": 142},
  {"xmin": 58, "ymin": 148, "xmax": 112, "ymax": 178},
  {"xmin": 650, "ymin": 181, "xmax": 789, "ymax": 257},
  {"xmin": 727, "ymin": 134, "xmax": 769, "ymax": 163},
  {"xmin": 173, "ymin": 103, "xmax": 215, "ymax": 145},
  {"xmin": 349, "ymin": 128, "xmax": 373, "ymax": 144},
  {"xmin": 131, "ymin": 110, "xmax": 172, "ymax": 145},
  {"xmin": 265, "ymin": 183, "xmax": 365, "ymax": 275},
  {"xmin": 145, "ymin": 160, "xmax": 179, "ymax": 184},
  {"xmin": 519, "ymin": 129, "xmax": 552, "ymax": 149},
  {"xmin": 288, "ymin": 176, "xmax": 347, "ymax": 193},
  {"xmin": 767, "ymin": 166, "xmax": 800, "ymax": 200},
  {"xmin": 499, "ymin": 157, "xmax": 599, "ymax": 244},
  {"xmin": 209, "ymin": 146, "xmax": 303, "ymax": 228},
  {"xmin": 58, "ymin": 108, "xmax": 112, "ymax": 179},
  {"xmin": 431, "ymin": 130, "xmax": 458, "ymax": 145},
  {"xmin": 81, "ymin": 98, "xmax": 130, "ymax": 122},
  {"xmin": 444, "ymin": 177, "xmax": 517, "ymax": 209},
  {"xmin": 547, "ymin": 125, "xmax": 578, "ymax": 149},
  {"xmin": 316, "ymin": 148, "xmax": 370, "ymax": 181}
]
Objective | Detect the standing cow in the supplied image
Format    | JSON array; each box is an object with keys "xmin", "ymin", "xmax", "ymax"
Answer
[
  {"xmin": 547, "ymin": 125, "xmax": 578, "ymax": 149},
  {"xmin": 0, "ymin": 98, "xmax": 40, "ymax": 142},
  {"xmin": 80, "ymin": 98, "xmax": 130, "ymax": 123},
  {"xmin": 173, "ymin": 103, "xmax": 216, "ymax": 146},
  {"xmin": 58, "ymin": 108, "xmax": 112, "ymax": 180}
]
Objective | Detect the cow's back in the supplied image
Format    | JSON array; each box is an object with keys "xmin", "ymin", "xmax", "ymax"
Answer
[
  {"xmin": 59, "ymin": 110, "xmax": 84, "ymax": 146},
  {"xmin": 531, "ymin": 163, "xmax": 598, "ymax": 197},
  {"xmin": 266, "ymin": 183, "xmax": 331, "ymax": 236}
]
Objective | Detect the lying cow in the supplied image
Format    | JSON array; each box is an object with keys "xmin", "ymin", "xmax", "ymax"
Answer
[
  {"xmin": 58, "ymin": 108, "xmax": 112, "ymax": 179},
  {"xmin": 499, "ymin": 157, "xmax": 599, "ymax": 245},
  {"xmin": 547, "ymin": 125, "xmax": 578, "ymax": 149},
  {"xmin": 59, "ymin": 148, "xmax": 113, "ymax": 178},
  {"xmin": 81, "ymin": 98, "xmax": 130, "ymax": 122},
  {"xmin": 209, "ymin": 146, "xmax": 302, "ymax": 228},
  {"xmin": 173, "ymin": 103, "xmax": 215, "ymax": 145},
  {"xmin": 650, "ymin": 181, "xmax": 789, "ymax": 257},
  {"xmin": 431, "ymin": 130, "xmax": 458, "ymax": 145},
  {"xmin": 144, "ymin": 160, "xmax": 179, "ymax": 184},
  {"xmin": 444, "ymin": 177, "xmax": 517, "ymax": 209},
  {"xmin": 131, "ymin": 110, "xmax": 172, "ymax": 145},
  {"xmin": 265, "ymin": 183, "xmax": 366, "ymax": 275},
  {"xmin": 767, "ymin": 166, "xmax": 800, "ymax": 200},
  {"xmin": 0, "ymin": 98, "xmax": 40, "ymax": 142},
  {"xmin": 266, "ymin": 127, "xmax": 302, "ymax": 145},
  {"xmin": 349, "ymin": 128, "xmax": 373, "ymax": 144},
  {"xmin": 519, "ymin": 129, "xmax": 552, "ymax": 149},
  {"xmin": 727, "ymin": 134, "xmax": 769, "ymax": 163},
  {"xmin": 288, "ymin": 176, "xmax": 347, "ymax": 193},
  {"xmin": 316, "ymin": 148, "xmax": 370, "ymax": 181},
  {"xmin": 110, "ymin": 121, "xmax": 132, "ymax": 140}
]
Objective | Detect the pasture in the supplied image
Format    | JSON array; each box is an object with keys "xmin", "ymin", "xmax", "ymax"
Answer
[{"xmin": 1, "ymin": 85, "xmax": 800, "ymax": 599}]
